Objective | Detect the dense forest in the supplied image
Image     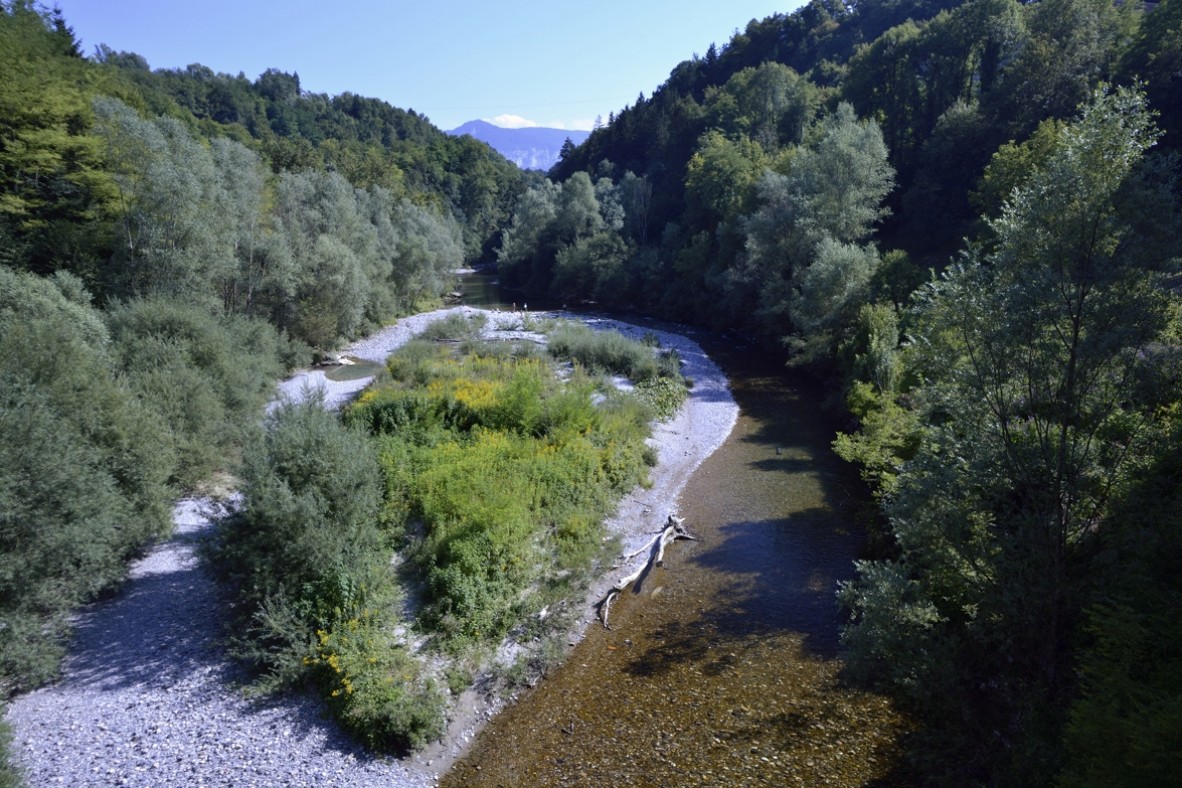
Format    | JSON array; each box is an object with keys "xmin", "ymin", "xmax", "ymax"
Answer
[
  {"xmin": 498, "ymin": 0, "xmax": 1182, "ymax": 783},
  {"xmin": 3, "ymin": 0, "xmax": 1181, "ymax": 783}
]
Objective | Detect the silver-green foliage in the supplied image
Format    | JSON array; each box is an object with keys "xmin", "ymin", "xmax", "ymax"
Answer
[
  {"xmin": 0, "ymin": 269, "xmax": 173, "ymax": 691},
  {"xmin": 92, "ymin": 97, "xmax": 466, "ymax": 349},
  {"xmin": 104, "ymin": 296, "xmax": 295, "ymax": 488}
]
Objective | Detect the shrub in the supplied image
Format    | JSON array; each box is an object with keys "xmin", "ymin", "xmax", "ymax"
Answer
[
  {"xmin": 106, "ymin": 297, "xmax": 299, "ymax": 488},
  {"xmin": 209, "ymin": 397, "xmax": 390, "ymax": 641},
  {"xmin": 417, "ymin": 311, "xmax": 487, "ymax": 342},
  {"xmin": 547, "ymin": 321, "xmax": 686, "ymax": 388},
  {"xmin": 385, "ymin": 338, "xmax": 449, "ymax": 387},
  {"xmin": 350, "ymin": 339, "xmax": 658, "ymax": 649},
  {"xmin": 206, "ymin": 398, "xmax": 441, "ymax": 749},
  {"xmin": 547, "ymin": 321, "xmax": 660, "ymax": 381},
  {"xmin": 309, "ymin": 616, "xmax": 443, "ymax": 753},
  {"xmin": 634, "ymin": 376, "xmax": 690, "ymax": 421},
  {"xmin": 0, "ymin": 270, "xmax": 173, "ymax": 692}
]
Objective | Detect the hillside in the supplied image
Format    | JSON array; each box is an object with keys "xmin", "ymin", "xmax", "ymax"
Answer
[{"xmin": 496, "ymin": 0, "xmax": 1182, "ymax": 781}]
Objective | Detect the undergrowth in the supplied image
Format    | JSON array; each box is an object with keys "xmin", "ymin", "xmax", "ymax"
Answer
[
  {"xmin": 206, "ymin": 397, "xmax": 441, "ymax": 753},
  {"xmin": 211, "ymin": 313, "xmax": 688, "ymax": 753},
  {"xmin": 345, "ymin": 333, "xmax": 657, "ymax": 651}
]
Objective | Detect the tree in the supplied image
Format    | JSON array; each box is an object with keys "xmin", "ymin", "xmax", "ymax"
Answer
[
  {"xmin": 704, "ymin": 62, "xmax": 819, "ymax": 151},
  {"xmin": 684, "ymin": 130, "xmax": 767, "ymax": 228},
  {"xmin": 839, "ymin": 87, "xmax": 1181, "ymax": 783},
  {"xmin": 739, "ymin": 103, "xmax": 893, "ymax": 342},
  {"xmin": 985, "ymin": 0, "xmax": 1136, "ymax": 139},
  {"xmin": 787, "ymin": 236, "xmax": 880, "ymax": 361},
  {"xmin": 386, "ymin": 198, "xmax": 464, "ymax": 308},
  {"xmin": 209, "ymin": 137, "xmax": 267, "ymax": 314},
  {"xmin": 93, "ymin": 96, "xmax": 233, "ymax": 304},
  {"xmin": 0, "ymin": 5, "xmax": 113, "ymax": 277},
  {"xmin": 271, "ymin": 169, "xmax": 376, "ymax": 346},
  {"xmin": 553, "ymin": 171, "xmax": 603, "ymax": 241},
  {"xmin": 1118, "ymin": 0, "xmax": 1182, "ymax": 154},
  {"xmin": 496, "ymin": 178, "xmax": 560, "ymax": 290}
]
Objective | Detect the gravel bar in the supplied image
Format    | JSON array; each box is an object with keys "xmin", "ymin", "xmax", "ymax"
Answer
[{"xmin": 6, "ymin": 307, "xmax": 738, "ymax": 787}]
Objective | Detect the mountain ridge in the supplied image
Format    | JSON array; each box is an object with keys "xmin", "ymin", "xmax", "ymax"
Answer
[{"xmin": 447, "ymin": 119, "xmax": 590, "ymax": 170}]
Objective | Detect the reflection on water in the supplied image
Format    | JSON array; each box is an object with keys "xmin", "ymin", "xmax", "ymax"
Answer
[
  {"xmin": 453, "ymin": 269, "xmax": 511, "ymax": 310},
  {"xmin": 322, "ymin": 358, "xmax": 386, "ymax": 382},
  {"xmin": 455, "ymin": 269, "xmax": 564, "ymax": 312},
  {"xmin": 443, "ymin": 336, "xmax": 909, "ymax": 786}
]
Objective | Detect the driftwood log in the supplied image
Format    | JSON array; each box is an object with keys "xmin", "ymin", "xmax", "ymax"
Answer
[{"xmin": 597, "ymin": 514, "xmax": 698, "ymax": 629}]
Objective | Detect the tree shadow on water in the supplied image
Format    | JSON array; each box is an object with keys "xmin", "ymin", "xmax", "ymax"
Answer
[{"xmin": 623, "ymin": 509, "xmax": 861, "ymax": 680}]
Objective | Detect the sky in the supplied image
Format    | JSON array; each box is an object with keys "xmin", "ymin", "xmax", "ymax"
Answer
[{"xmin": 54, "ymin": 1, "xmax": 802, "ymax": 132}]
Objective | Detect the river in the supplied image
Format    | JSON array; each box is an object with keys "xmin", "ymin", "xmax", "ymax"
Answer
[{"xmin": 441, "ymin": 274, "xmax": 909, "ymax": 786}]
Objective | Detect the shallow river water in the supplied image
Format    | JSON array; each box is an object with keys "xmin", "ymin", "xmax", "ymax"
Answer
[{"xmin": 440, "ymin": 281, "xmax": 909, "ymax": 786}]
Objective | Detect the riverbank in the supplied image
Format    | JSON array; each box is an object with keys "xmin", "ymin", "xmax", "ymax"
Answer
[{"xmin": 5, "ymin": 307, "xmax": 737, "ymax": 787}]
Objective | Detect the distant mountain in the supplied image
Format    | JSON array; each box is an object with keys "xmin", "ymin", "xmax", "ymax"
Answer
[{"xmin": 447, "ymin": 120, "xmax": 591, "ymax": 171}]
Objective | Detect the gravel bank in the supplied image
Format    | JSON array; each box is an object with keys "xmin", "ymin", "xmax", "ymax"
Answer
[{"xmin": 6, "ymin": 307, "xmax": 737, "ymax": 787}]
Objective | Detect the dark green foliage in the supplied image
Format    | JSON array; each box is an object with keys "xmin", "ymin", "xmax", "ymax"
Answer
[
  {"xmin": 312, "ymin": 619, "xmax": 444, "ymax": 753},
  {"xmin": 1058, "ymin": 416, "xmax": 1182, "ymax": 787},
  {"xmin": 633, "ymin": 376, "xmax": 690, "ymax": 422},
  {"xmin": 1118, "ymin": 0, "xmax": 1182, "ymax": 155},
  {"xmin": 838, "ymin": 88, "xmax": 1182, "ymax": 783}
]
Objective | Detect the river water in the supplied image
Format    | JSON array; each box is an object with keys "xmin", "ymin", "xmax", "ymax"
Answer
[{"xmin": 442, "ymin": 274, "xmax": 908, "ymax": 786}]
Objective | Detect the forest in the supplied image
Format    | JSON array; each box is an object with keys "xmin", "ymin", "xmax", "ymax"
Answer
[{"xmin": 3, "ymin": 0, "xmax": 1181, "ymax": 783}]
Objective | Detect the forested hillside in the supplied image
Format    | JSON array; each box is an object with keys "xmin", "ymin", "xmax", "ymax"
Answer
[
  {"xmin": 4, "ymin": 0, "xmax": 1181, "ymax": 782},
  {"xmin": 497, "ymin": 0, "xmax": 1182, "ymax": 782},
  {"xmin": 0, "ymin": 0, "xmax": 522, "ymax": 714}
]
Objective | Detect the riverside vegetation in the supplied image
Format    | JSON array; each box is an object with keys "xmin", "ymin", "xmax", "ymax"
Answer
[
  {"xmin": 206, "ymin": 313, "xmax": 688, "ymax": 751},
  {"xmin": 5, "ymin": 0, "xmax": 1182, "ymax": 782},
  {"xmin": 2, "ymin": 2, "xmax": 519, "ymax": 780}
]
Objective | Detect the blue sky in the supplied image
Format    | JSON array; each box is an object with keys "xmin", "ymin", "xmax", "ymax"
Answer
[{"xmin": 55, "ymin": 1, "xmax": 802, "ymax": 132}]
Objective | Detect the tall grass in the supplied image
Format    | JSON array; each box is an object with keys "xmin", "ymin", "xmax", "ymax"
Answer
[{"xmin": 346, "ymin": 339, "xmax": 654, "ymax": 649}]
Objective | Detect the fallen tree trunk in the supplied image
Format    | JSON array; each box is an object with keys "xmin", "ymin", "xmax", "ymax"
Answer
[{"xmin": 597, "ymin": 514, "xmax": 698, "ymax": 629}]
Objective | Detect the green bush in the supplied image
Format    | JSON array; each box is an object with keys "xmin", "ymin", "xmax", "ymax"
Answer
[
  {"xmin": 385, "ymin": 338, "xmax": 449, "ymax": 387},
  {"xmin": 206, "ymin": 397, "xmax": 441, "ymax": 750},
  {"xmin": 106, "ymin": 297, "xmax": 302, "ymax": 488},
  {"xmin": 310, "ymin": 616, "xmax": 443, "ymax": 753},
  {"xmin": 348, "ymin": 342, "xmax": 656, "ymax": 648},
  {"xmin": 547, "ymin": 321, "xmax": 662, "ymax": 381},
  {"xmin": 209, "ymin": 397, "xmax": 389, "ymax": 653},
  {"xmin": 417, "ymin": 311, "xmax": 487, "ymax": 342},
  {"xmin": 634, "ymin": 376, "xmax": 689, "ymax": 421},
  {"xmin": 0, "ymin": 269, "xmax": 174, "ymax": 692}
]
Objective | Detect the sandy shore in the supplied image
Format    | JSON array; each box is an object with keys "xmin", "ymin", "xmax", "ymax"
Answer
[{"xmin": 7, "ymin": 307, "xmax": 737, "ymax": 787}]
